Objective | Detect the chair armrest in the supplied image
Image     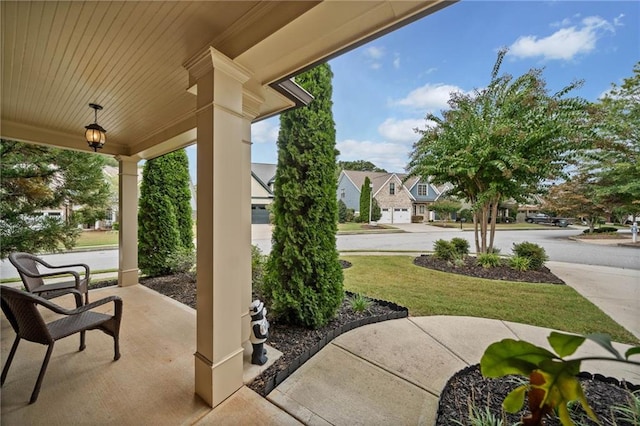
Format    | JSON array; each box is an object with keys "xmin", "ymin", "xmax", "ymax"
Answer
[
  {"xmin": 20, "ymin": 269, "xmax": 82, "ymax": 284},
  {"xmin": 34, "ymin": 294, "xmax": 122, "ymax": 316},
  {"xmin": 34, "ymin": 258, "xmax": 90, "ymax": 279}
]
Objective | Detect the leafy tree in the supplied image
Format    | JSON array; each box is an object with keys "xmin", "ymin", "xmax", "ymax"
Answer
[
  {"xmin": 359, "ymin": 176, "xmax": 372, "ymax": 223},
  {"xmin": 264, "ymin": 63, "xmax": 344, "ymax": 328},
  {"xmin": 544, "ymin": 173, "xmax": 609, "ymax": 233},
  {"xmin": 591, "ymin": 62, "xmax": 640, "ymax": 219},
  {"xmin": 0, "ymin": 139, "xmax": 110, "ymax": 258},
  {"xmin": 338, "ymin": 160, "xmax": 386, "ymax": 172},
  {"xmin": 407, "ymin": 49, "xmax": 590, "ymax": 253},
  {"xmin": 138, "ymin": 149, "xmax": 194, "ymax": 276},
  {"xmin": 430, "ymin": 199, "xmax": 461, "ymax": 222}
]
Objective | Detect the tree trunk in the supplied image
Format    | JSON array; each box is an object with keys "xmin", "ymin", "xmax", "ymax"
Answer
[{"xmin": 488, "ymin": 200, "xmax": 499, "ymax": 252}]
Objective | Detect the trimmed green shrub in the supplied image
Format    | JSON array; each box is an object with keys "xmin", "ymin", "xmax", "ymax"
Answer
[
  {"xmin": 264, "ymin": 63, "xmax": 344, "ymax": 329},
  {"xmin": 433, "ymin": 239, "xmax": 458, "ymax": 261},
  {"xmin": 583, "ymin": 226, "xmax": 618, "ymax": 234},
  {"xmin": 476, "ymin": 253, "xmax": 501, "ymax": 268},
  {"xmin": 411, "ymin": 215, "xmax": 423, "ymax": 223},
  {"xmin": 338, "ymin": 199, "xmax": 348, "ymax": 223},
  {"xmin": 512, "ymin": 241, "xmax": 548, "ymax": 269},
  {"xmin": 345, "ymin": 209, "xmax": 355, "ymax": 222},
  {"xmin": 451, "ymin": 237, "xmax": 470, "ymax": 256},
  {"xmin": 252, "ymin": 245, "xmax": 267, "ymax": 302},
  {"xmin": 371, "ymin": 198, "xmax": 382, "ymax": 222},
  {"xmin": 509, "ymin": 255, "xmax": 531, "ymax": 271},
  {"xmin": 166, "ymin": 247, "xmax": 196, "ymax": 274}
]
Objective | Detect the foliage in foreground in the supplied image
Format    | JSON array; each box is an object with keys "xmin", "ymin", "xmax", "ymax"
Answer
[
  {"xmin": 481, "ymin": 332, "xmax": 640, "ymax": 426},
  {"xmin": 0, "ymin": 139, "xmax": 111, "ymax": 258},
  {"xmin": 265, "ymin": 63, "xmax": 344, "ymax": 329}
]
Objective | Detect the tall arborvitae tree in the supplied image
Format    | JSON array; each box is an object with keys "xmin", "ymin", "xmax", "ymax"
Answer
[
  {"xmin": 0, "ymin": 139, "xmax": 109, "ymax": 258},
  {"xmin": 265, "ymin": 63, "xmax": 343, "ymax": 328},
  {"xmin": 359, "ymin": 176, "xmax": 372, "ymax": 223},
  {"xmin": 138, "ymin": 149, "xmax": 194, "ymax": 276}
]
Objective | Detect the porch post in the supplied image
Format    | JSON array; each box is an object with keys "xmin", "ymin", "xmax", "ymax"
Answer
[
  {"xmin": 117, "ymin": 156, "xmax": 139, "ymax": 287},
  {"xmin": 185, "ymin": 47, "xmax": 252, "ymax": 407}
]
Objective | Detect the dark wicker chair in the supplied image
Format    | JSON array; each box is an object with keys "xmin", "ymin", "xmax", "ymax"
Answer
[
  {"xmin": 0, "ymin": 286, "xmax": 122, "ymax": 403},
  {"xmin": 8, "ymin": 252, "xmax": 90, "ymax": 304}
]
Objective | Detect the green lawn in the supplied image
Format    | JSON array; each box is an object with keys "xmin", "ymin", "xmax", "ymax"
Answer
[
  {"xmin": 342, "ymin": 255, "xmax": 638, "ymax": 345},
  {"xmin": 74, "ymin": 230, "xmax": 119, "ymax": 247},
  {"xmin": 337, "ymin": 223, "xmax": 398, "ymax": 233}
]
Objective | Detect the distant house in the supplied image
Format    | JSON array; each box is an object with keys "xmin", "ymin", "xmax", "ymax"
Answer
[
  {"xmin": 337, "ymin": 170, "xmax": 450, "ymax": 224},
  {"xmin": 251, "ymin": 163, "xmax": 277, "ymax": 224}
]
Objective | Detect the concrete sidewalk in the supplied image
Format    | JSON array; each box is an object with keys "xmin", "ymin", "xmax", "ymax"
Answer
[{"xmin": 202, "ymin": 261, "xmax": 640, "ymax": 425}]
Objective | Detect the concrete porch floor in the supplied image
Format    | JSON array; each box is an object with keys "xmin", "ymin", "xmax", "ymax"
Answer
[{"xmin": 1, "ymin": 285, "xmax": 297, "ymax": 425}]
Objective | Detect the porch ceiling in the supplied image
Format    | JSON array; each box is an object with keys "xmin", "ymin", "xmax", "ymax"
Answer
[{"xmin": 1, "ymin": 1, "xmax": 454, "ymax": 160}]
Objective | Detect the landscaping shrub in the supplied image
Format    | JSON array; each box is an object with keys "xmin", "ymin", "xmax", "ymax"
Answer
[
  {"xmin": 166, "ymin": 248, "xmax": 196, "ymax": 274},
  {"xmin": 345, "ymin": 208, "xmax": 355, "ymax": 223},
  {"xmin": 433, "ymin": 239, "xmax": 458, "ymax": 261},
  {"xmin": 252, "ymin": 245, "xmax": 267, "ymax": 302},
  {"xmin": 509, "ymin": 255, "xmax": 531, "ymax": 271},
  {"xmin": 458, "ymin": 208, "xmax": 474, "ymax": 223},
  {"xmin": 451, "ymin": 237, "xmax": 470, "ymax": 256},
  {"xmin": 338, "ymin": 199, "xmax": 347, "ymax": 223},
  {"xmin": 412, "ymin": 215, "xmax": 424, "ymax": 223},
  {"xmin": 511, "ymin": 241, "xmax": 548, "ymax": 269},
  {"xmin": 348, "ymin": 293, "xmax": 372, "ymax": 313},
  {"xmin": 476, "ymin": 253, "xmax": 501, "ymax": 268},
  {"xmin": 582, "ymin": 226, "xmax": 618, "ymax": 234}
]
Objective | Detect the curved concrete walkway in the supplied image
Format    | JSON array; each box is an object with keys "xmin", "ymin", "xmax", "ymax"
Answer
[{"xmin": 202, "ymin": 262, "xmax": 640, "ymax": 425}]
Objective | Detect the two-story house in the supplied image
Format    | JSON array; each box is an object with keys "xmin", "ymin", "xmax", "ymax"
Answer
[
  {"xmin": 337, "ymin": 170, "xmax": 449, "ymax": 224},
  {"xmin": 251, "ymin": 163, "xmax": 277, "ymax": 224}
]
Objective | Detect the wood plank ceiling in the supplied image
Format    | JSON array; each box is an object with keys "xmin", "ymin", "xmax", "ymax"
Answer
[{"xmin": 1, "ymin": 1, "xmax": 453, "ymax": 159}]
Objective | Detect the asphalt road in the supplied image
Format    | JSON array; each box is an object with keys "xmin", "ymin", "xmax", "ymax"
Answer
[{"xmin": 1, "ymin": 226, "xmax": 638, "ymax": 280}]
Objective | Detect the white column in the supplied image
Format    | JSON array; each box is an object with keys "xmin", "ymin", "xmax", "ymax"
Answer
[
  {"xmin": 117, "ymin": 156, "xmax": 139, "ymax": 287},
  {"xmin": 185, "ymin": 47, "xmax": 253, "ymax": 407}
]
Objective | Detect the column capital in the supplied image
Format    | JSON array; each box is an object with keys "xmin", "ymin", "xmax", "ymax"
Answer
[
  {"xmin": 242, "ymin": 88, "xmax": 265, "ymax": 120},
  {"xmin": 184, "ymin": 47, "xmax": 252, "ymax": 90}
]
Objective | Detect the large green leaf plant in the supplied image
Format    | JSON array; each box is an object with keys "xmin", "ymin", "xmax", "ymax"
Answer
[{"xmin": 481, "ymin": 332, "xmax": 640, "ymax": 425}]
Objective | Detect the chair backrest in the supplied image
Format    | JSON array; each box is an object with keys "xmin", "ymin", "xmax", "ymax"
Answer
[
  {"xmin": 8, "ymin": 252, "xmax": 45, "ymax": 292},
  {"xmin": 0, "ymin": 286, "xmax": 52, "ymax": 345}
]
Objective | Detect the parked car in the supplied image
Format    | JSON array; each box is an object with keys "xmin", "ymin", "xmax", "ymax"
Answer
[
  {"xmin": 551, "ymin": 218, "xmax": 569, "ymax": 227},
  {"xmin": 525, "ymin": 213, "xmax": 551, "ymax": 224}
]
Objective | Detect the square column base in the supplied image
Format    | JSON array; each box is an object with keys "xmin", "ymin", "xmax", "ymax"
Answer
[{"xmin": 194, "ymin": 348, "xmax": 244, "ymax": 407}]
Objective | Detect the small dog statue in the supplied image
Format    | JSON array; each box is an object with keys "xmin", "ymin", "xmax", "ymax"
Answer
[{"xmin": 249, "ymin": 300, "xmax": 269, "ymax": 365}]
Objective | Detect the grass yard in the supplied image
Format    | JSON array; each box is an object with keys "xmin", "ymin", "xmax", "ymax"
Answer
[
  {"xmin": 342, "ymin": 255, "xmax": 638, "ymax": 345},
  {"xmin": 74, "ymin": 230, "xmax": 119, "ymax": 247}
]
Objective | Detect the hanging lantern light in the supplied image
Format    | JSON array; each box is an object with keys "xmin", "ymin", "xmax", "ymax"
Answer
[{"xmin": 85, "ymin": 103, "xmax": 106, "ymax": 152}]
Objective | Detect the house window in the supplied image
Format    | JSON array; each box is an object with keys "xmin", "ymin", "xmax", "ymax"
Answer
[
  {"xmin": 417, "ymin": 184, "xmax": 428, "ymax": 197},
  {"xmin": 340, "ymin": 189, "xmax": 345, "ymax": 198},
  {"xmin": 419, "ymin": 205, "xmax": 425, "ymax": 214},
  {"xmin": 389, "ymin": 182, "xmax": 395, "ymax": 195}
]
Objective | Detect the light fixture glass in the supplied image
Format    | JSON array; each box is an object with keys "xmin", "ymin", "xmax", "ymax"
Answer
[{"xmin": 85, "ymin": 103, "xmax": 106, "ymax": 152}]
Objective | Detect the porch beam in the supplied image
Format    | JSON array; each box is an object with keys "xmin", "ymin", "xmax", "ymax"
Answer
[{"xmin": 117, "ymin": 156, "xmax": 139, "ymax": 287}]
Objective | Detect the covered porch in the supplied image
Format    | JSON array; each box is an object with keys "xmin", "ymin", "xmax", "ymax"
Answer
[
  {"xmin": 1, "ymin": 0, "xmax": 455, "ymax": 409},
  {"xmin": 0, "ymin": 285, "xmax": 297, "ymax": 425}
]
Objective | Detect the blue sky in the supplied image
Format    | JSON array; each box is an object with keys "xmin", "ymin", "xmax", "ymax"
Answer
[{"xmin": 189, "ymin": 0, "xmax": 639, "ymax": 178}]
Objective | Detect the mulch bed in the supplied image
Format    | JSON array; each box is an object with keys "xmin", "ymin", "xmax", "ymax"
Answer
[
  {"xmin": 437, "ymin": 364, "xmax": 639, "ymax": 425},
  {"xmin": 413, "ymin": 254, "xmax": 565, "ymax": 284}
]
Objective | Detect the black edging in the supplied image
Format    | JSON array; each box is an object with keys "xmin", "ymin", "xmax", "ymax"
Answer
[{"xmin": 257, "ymin": 292, "xmax": 408, "ymax": 396}]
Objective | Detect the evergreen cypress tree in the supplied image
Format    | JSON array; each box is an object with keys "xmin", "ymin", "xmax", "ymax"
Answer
[
  {"xmin": 265, "ymin": 63, "xmax": 343, "ymax": 328},
  {"xmin": 359, "ymin": 176, "xmax": 372, "ymax": 223},
  {"xmin": 138, "ymin": 149, "xmax": 194, "ymax": 276}
]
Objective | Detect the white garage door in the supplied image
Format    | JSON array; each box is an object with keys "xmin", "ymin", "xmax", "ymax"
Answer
[
  {"xmin": 379, "ymin": 208, "xmax": 392, "ymax": 224},
  {"xmin": 393, "ymin": 208, "xmax": 411, "ymax": 224}
]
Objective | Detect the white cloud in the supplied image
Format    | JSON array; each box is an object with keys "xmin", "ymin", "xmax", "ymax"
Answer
[
  {"xmin": 364, "ymin": 46, "xmax": 385, "ymax": 60},
  {"xmin": 363, "ymin": 45, "xmax": 385, "ymax": 70},
  {"xmin": 337, "ymin": 139, "xmax": 410, "ymax": 172},
  {"xmin": 251, "ymin": 119, "xmax": 279, "ymax": 144},
  {"xmin": 613, "ymin": 13, "xmax": 625, "ymax": 26},
  {"xmin": 393, "ymin": 55, "xmax": 400, "ymax": 70},
  {"xmin": 378, "ymin": 118, "xmax": 430, "ymax": 144},
  {"xmin": 509, "ymin": 15, "xmax": 615, "ymax": 61},
  {"xmin": 392, "ymin": 83, "xmax": 466, "ymax": 111}
]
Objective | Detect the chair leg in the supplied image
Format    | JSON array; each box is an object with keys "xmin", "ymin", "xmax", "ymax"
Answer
[
  {"xmin": 30, "ymin": 343, "xmax": 54, "ymax": 404},
  {"xmin": 79, "ymin": 331, "xmax": 86, "ymax": 351},
  {"xmin": 1, "ymin": 336, "xmax": 20, "ymax": 386},
  {"xmin": 113, "ymin": 333, "xmax": 120, "ymax": 361}
]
